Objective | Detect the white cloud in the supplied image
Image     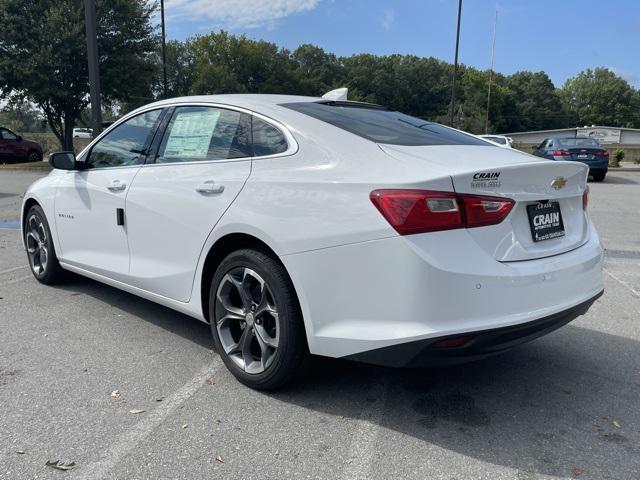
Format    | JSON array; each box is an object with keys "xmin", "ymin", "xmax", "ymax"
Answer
[
  {"xmin": 609, "ymin": 67, "xmax": 640, "ymax": 87},
  {"xmin": 165, "ymin": 0, "xmax": 321, "ymax": 29},
  {"xmin": 381, "ymin": 8, "xmax": 395, "ymax": 31}
]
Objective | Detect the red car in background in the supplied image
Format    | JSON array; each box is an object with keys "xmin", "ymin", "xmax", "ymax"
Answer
[{"xmin": 0, "ymin": 127, "xmax": 43, "ymax": 163}]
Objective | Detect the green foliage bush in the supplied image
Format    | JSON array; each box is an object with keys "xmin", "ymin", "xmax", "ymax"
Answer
[{"xmin": 609, "ymin": 149, "xmax": 625, "ymax": 167}]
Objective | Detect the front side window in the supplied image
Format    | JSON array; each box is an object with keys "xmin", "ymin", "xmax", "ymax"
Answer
[
  {"xmin": 86, "ymin": 109, "xmax": 162, "ymax": 169},
  {"xmin": 155, "ymin": 106, "xmax": 252, "ymax": 163},
  {"xmin": 252, "ymin": 117, "xmax": 288, "ymax": 156},
  {"xmin": 282, "ymin": 101, "xmax": 488, "ymax": 146}
]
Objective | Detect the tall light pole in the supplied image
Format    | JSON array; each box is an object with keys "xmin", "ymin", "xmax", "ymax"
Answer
[
  {"xmin": 485, "ymin": 10, "xmax": 498, "ymax": 134},
  {"xmin": 449, "ymin": 0, "xmax": 463, "ymax": 128},
  {"xmin": 161, "ymin": 0, "xmax": 168, "ymax": 99},
  {"xmin": 84, "ymin": 0, "xmax": 102, "ymax": 139}
]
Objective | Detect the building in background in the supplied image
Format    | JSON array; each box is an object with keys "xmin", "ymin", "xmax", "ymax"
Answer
[{"xmin": 503, "ymin": 126, "xmax": 640, "ymax": 161}]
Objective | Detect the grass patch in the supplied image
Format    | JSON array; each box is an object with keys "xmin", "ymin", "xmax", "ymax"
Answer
[{"xmin": 0, "ymin": 161, "xmax": 51, "ymax": 170}]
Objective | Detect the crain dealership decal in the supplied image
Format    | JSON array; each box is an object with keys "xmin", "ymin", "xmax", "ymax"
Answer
[{"xmin": 471, "ymin": 171, "xmax": 501, "ymax": 189}]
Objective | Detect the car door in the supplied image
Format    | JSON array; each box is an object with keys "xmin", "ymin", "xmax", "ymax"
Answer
[
  {"xmin": 0, "ymin": 128, "xmax": 24, "ymax": 161},
  {"xmin": 54, "ymin": 109, "xmax": 165, "ymax": 281},
  {"xmin": 125, "ymin": 105, "xmax": 253, "ymax": 302},
  {"xmin": 0, "ymin": 128, "xmax": 7, "ymax": 159}
]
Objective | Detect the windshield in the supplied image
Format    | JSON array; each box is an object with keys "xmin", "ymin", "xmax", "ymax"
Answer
[
  {"xmin": 282, "ymin": 101, "xmax": 489, "ymax": 146},
  {"xmin": 558, "ymin": 137, "xmax": 600, "ymax": 148}
]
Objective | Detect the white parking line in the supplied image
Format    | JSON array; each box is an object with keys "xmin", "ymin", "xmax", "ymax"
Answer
[
  {"xmin": 0, "ymin": 274, "xmax": 33, "ymax": 286},
  {"xmin": 605, "ymin": 268, "xmax": 640, "ymax": 298},
  {"xmin": 72, "ymin": 359, "xmax": 221, "ymax": 480},
  {"xmin": 0, "ymin": 265, "xmax": 28, "ymax": 276},
  {"xmin": 343, "ymin": 374, "xmax": 390, "ymax": 480}
]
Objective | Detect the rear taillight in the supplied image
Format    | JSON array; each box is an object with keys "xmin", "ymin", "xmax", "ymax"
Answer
[
  {"xmin": 583, "ymin": 187, "xmax": 589, "ymax": 210},
  {"xmin": 370, "ymin": 189, "xmax": 514, "ymax": 235},
  {"xmin": 595, "ymin": 150, "xmax": 609, "ymax": 157},
  {"xmin": 551, "ymin": 150, "xmax": 570, "ymax": 157}
]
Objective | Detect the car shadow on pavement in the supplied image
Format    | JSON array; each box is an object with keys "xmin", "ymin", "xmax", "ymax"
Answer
[
  {"xmin": 48, "ymin": 276, "xmax": 639, "ymax": 478},
  {"xmin": 273, "ymin": 327, "xmax": 640, "ymax": 479},
  {"xmin": 601, "ymin": 174, "xmax": 639, "ymax": 185},
  {"xmin": 50, "ymin": 274, "xmax": 213, "ymax": 350}
]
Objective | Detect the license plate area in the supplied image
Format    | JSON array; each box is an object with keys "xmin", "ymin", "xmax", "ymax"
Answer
[{"xmin": 526, "ymin": 201, "xmax": 565, "ymax": 242}]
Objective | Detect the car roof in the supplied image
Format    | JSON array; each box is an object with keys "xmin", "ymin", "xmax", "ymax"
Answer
[{"xmin": 138, "ymin": 94, "xmax": 321, "ymax": 112}]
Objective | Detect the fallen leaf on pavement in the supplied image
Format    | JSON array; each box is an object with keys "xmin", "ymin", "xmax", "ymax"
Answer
[
  {"xmin": 46, "ymin": 460, "xmax": 76, "ymax": 471},
  {"xmin": 571, "ymin": 468, "xmax": 582, "ymax": 477},
  {"xmin": 613, "ymin": 420, "xmax": 621, "ymax": 428},
  {"xmin": 111, "ymin": 390, "xmax": 120, "ymax": 398},
  {"xmin": 215, "ymin": 455, "xmax": 224, "ymax": 463},
  {"xmin": 206, "ymin": 378, "xmax": 214, "ymax": 385},
  {"xmin": 129, "ymin": 409, "xmax": 145, "ymax": 414}
]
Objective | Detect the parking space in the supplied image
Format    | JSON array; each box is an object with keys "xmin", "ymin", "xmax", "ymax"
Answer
[{"xmin": 1, "ymin": 171, "xmax": 639, "ymax": 480}]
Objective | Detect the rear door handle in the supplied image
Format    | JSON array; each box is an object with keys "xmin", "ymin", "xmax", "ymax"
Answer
[
  {"xmin": 107, "ymin": 180, "xmax": 127, "ymax": 192},
  {"xmin": 195, "ymin": 180, "xmax": 224, "ymax": 195}
]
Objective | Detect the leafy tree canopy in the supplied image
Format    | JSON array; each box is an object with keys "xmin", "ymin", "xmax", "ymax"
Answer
[{"xmin": 0, "ymin": 0, "xmax": 158, "ymax": 149}]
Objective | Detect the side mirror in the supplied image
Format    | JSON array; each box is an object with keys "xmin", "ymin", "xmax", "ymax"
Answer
[
  {"xmin": 16, "ymin": 135, "xmax": 22, "ymax": 141},
  {"xmin": 49, "ymin": 151, "xmax": 77, "ymax": 170}
]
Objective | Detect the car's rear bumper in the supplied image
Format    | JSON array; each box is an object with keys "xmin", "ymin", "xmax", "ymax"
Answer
[
  {"xmin": 283, "ymin": 220, "xmax": 604, "ymax": 359},
  {"xmin": 344, "ymin": 290, "xmax": 603, "ymax": 367}
]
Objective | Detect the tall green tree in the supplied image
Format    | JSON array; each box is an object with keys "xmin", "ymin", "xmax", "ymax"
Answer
[
  {"xmin": 0, "ymin": 0, "xmax": 158, "ymax": 149},
  {"xmin": 503, "ymin": 71, "xmax": 568, "ymax": 131},
  {"xmin": 560, "ymin": 68, "xmax": 638, "ymax": 128}
]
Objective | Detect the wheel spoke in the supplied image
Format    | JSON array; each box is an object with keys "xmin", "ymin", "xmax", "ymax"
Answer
[
  {"xmin": 28, "ymin": 216, "xmax": 40, "ymax": 243},
  {"xmin": 216, "ymin": 274, "xmax": 246, "ymax": 317},
  {"xmin": 39, "ymin": 246, "xmax": 48, "ymax": 268},
  {"xmin": 255, "ymin": 322, "xmax": 278, "ymax": 349},
  {"xmin": 226, "ymin": 324, "xmax": 248, "ymax": 354},
  {"xmin": 37, "ymin": 222, "xmax": 47, "ymax": 244},
  {"xmin": 26, "ymin": 232, "xmax": 39, "ymax": 253}
]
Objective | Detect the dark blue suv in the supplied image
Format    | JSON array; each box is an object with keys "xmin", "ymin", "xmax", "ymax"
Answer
[{"xmin": 532, "ymin": 136, "xmax": 609, "ymax": 182}]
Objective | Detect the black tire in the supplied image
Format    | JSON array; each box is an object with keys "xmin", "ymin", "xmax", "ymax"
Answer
[
  {"xmin": 592, "ymin": 172, "xmax": 606, "ymax": 182},
  {"xmin": 24, "ymin": 205, "xmax": 65, "ymax": 284},
  {"xmin": 209, "ymin": 248, "xmax": 307, "ymax": 390},
  {"xmin": 27, "ymin": 150, "xmax": 42, "ymax": 162}
]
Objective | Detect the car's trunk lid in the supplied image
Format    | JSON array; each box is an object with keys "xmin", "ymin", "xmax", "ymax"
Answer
[{"xmin": 380, "ymin": 145, "xmax": 590, "ymax": 262}]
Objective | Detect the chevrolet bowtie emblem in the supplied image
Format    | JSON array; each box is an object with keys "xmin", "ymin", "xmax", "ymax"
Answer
[{"xmin": 551, "ymin": 177, "xmax": 567, "ymax": 190}]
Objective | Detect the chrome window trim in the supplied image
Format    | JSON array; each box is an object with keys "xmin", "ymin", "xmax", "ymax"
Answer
[{"xmin": 77, "ymin": 101, "xmax": 299, "ymax": 169}]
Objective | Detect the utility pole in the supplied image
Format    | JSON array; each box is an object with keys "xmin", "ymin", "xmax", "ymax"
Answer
[
  {"xmin": 449, "ymin": 0, "xmax": 463, "ymax": 128},
  {"xmin": 161, "ymin": 0, "xmax": 168, "ymax": 99},
  {"xmin": 485, "ymin": 10, "xmax": 498, "ymax": 134},
  {"xmin": 84, "ymin": 0, "xmax": 102, "ymax": 139}
]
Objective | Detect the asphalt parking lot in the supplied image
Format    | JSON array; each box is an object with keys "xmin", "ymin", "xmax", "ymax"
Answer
[{"xmin": 1, "ymin": 170, "xmax": 639, "ymax": 480}]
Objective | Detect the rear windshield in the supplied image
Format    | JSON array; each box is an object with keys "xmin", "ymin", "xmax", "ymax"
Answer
[
  {"xmin": 282, "ymin": 101, "xmax": 488, "ymax": 146},
  {"xmin": 558, "ymin": 137, "xmax": 600, "ymax": 147}
]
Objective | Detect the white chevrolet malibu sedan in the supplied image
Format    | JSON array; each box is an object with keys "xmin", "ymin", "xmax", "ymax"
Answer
[{"xmin": 22, "ymin": 93, "xmax": 604, "ymax": 389}]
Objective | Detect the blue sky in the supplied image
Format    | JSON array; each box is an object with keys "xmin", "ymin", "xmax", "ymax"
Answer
[{"xmin": 164, "ymin": 0, "xmax": 640, "ymax": 88}]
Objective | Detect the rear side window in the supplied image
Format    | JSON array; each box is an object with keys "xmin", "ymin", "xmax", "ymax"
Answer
[
  {"xmin": 282, "ymin": 101, "xmax": 488, "ymax": 146},
  {"xmin": 156, "ymin": 106, "xmax": 252, "ymax": 163},
  {"xmin": 252, "ymin": 117, "xmax": 288, "ymax": 156}
]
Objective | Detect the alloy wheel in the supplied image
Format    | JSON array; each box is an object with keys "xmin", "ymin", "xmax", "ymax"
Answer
[
  {"xmin": 215, "ymin": 267, "xmax": 280, "ymax": 374},
  {"xmin": 25, "ymin": 214, "xmax": 48, "ymax": 276}
]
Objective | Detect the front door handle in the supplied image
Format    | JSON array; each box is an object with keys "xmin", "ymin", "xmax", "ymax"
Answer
[
  {"xmin": 107, "ymin": 180, "xmax": 127, "ymax": 192},
  {"xmin": 195, "ymin": 181, "xmax": 225, "ymax": 195}
]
